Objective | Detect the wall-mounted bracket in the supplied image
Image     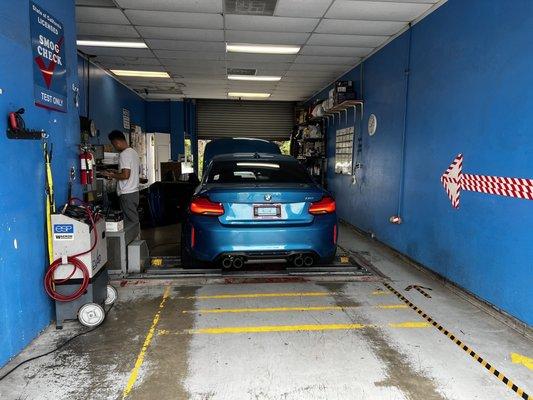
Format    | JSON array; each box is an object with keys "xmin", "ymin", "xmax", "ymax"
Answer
[{"xmin": 7, "ymin": 128, "xmax": 46, "ymax": 140}]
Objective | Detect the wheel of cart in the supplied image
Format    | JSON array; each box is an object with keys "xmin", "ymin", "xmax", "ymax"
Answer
[
  {"xmin": 77, "ymin": 303, "xmax": 105, "ymax": 327},
  {"xmin": 105, "ymin": 284, "xmax": 118, "ymax": 306}
]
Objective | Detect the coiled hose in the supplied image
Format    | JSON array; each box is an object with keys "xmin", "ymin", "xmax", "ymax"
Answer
[{"xmin": 44, "ymin": 199, "xmax": 98, "ymax": 302}]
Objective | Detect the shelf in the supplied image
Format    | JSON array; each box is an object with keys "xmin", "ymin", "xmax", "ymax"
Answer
[
  {"xmin": 323, "ymin": 100, "xmax": 363, "ymax": 116},
  {"xmin": 297, "ymin": 100, "xmax": 364, "ymax": 126}
]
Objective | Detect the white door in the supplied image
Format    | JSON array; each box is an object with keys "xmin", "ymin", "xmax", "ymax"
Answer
[{"xmin": 154, "ymin": 133, "xmax": 171, "ymax": 181}]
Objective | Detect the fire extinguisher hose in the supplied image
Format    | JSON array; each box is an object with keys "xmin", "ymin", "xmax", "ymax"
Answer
[{"xmin": 44, "ymin": 199, "xmax": 98, "ymax": 302}]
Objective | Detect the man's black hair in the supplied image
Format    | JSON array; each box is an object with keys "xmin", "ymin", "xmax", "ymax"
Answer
[{"xmin": 108, "ymin": 130, "xmax": 126, "ymax": 142}]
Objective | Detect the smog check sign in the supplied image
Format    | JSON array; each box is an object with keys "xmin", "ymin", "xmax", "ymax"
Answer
[{"xmin": 30, "ymin": 2, "xmax": 67, "ymax": 112}]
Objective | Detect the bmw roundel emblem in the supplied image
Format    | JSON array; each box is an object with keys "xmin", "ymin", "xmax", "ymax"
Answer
[{"xmin": 264, "ymin": 194, "xmax": 272, "ymax": 201}]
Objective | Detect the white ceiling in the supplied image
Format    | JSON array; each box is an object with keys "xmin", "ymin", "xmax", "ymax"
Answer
[{"xmin": 76, "ymin": 0, "xmax": 445, "ymax": 101}]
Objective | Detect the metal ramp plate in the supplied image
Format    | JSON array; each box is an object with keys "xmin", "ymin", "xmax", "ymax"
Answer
[{"xmin": 122, "ymin": 246, "xmax": 386, "ymax": 282}]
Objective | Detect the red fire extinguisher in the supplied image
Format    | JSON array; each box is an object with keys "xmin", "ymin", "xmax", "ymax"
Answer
[{"xmin": 80, "ymin": 149, "xmax": 93, "ymax": 185}]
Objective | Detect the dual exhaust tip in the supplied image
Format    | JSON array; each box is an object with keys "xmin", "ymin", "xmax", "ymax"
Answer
[
  {"xmin": 221, "ymin": 256, "xmax": 244, "ymax": 269},
  {"xmin": 292, "ymin": 254, "xmax": 314, "ymax": 267},
  {"xmin": 220, "ymin": 253, "xmax": 315, "ymax": 269}
]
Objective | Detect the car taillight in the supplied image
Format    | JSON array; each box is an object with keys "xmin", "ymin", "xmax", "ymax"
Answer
[
  {"xmin": 190, "ymin": 197, "xmax": 224, "ymax": 216},
  {"xmin": 309, "ymin": 196, "xmax": 336, "ymax": 215}
]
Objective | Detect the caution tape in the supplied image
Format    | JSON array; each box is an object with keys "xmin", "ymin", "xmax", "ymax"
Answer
[
  {"xmin": 405, "ymin": 284, "xmax": 432, "ymax": 298},
  {"xmin": 384, "ymin": 283, "xmax": 529, "ymax": 400}
]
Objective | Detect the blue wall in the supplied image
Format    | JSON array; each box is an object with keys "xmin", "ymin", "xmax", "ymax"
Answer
[
  {"xmin": 146, "ymin": 100, "xmax": 186, "ymax": 160},
  {"xmin": 309, "ymin": 0, "xmax": 533, "ymax": 325},
  {"xmin": 0, "ymin": 0, "xmax": 81, "ymax": 367},
  {"xmin": 78, "ymin": 56, "xmax": 145, "ymax": 143}
]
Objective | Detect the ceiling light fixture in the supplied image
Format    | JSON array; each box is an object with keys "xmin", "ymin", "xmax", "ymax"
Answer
[
  {"xmin": 228, "ymin": 92, "xmax": 271, "ymax": 98},
  {"xmin": 226, "ymin": 43, "xmax": 300, "ymax": 54},
  {"xmin": 77, "ymin": 40, "xmax": 147, "ymax": 48},
  {"xmin": 110, "ymin": 70, "xmax": 170, "ymax": 78},
  {"xmin": 227, "ymin": 75, "xmax": 281, "ymax": 82}
]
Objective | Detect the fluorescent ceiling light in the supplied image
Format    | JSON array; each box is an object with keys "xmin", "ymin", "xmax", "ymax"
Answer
[
  {"xmin": 110, "ymin": 70, "xmax": 170, "ymax": 78},
  {"xmin": 228, "ymin": 75, "xmax": 281, "ymax": 82},
  {"xmin": 77, "ymin": 40, "xmax": 147, "ymax": 48},
  {"xmin": 228, "ymin": 92, "xmax": 271, "ymax": 98},
  {"xmin": 226, "ymin": 43, "xmax": 300, "ymax": 54}
]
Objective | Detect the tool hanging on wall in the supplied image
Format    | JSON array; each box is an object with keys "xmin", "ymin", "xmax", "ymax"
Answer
[
  {"xmin": 7, "ymin": 108, "xmax": 45, "ymax": 140},
  {"xmin": 67, "ymin": 166, "xmax": 76, "ymax": 201},
  {"xmin": 43, "ymin": 141, "xmax": 56, "ymax": 265}
]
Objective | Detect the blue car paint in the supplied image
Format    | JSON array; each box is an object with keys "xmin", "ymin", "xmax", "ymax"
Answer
[
  {"xmin": 184, "ymin": 154, "xmax": 337, "ymax": 264},
  {"xmin": 202, "ymin": 138, "xmax": 281, "ymax": 174}
]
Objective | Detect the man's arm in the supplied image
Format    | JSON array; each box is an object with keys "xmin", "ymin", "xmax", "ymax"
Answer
[{"xmin": 102, "ymin": 169, "xmax": 130, "ymax": 180}]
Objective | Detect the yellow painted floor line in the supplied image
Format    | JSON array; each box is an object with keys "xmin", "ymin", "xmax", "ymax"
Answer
[
  {"xmin": 182, "ymin": 304, "xmax": 408, "ymax": 314},
  {"xmin": 179, "ymin": 292, "xmax": 333, "ymax": 300},
  {"xmin": 122, "ymin": 286, "xmax": 171, "ymax": 399},
  {"xmin": 372, "ymin": 290, "xmax": 392, "ymax": 295},
  {"xmin": 183, "ymin": 306, "xmax": 349, "ymax": 314},
  {"xmin": 157, "ymin": 321, "xmax": 430, "ymax": 336},
  {"xmin": 376, "ymin": 304, "xmax": 409, "ymax": 309}
]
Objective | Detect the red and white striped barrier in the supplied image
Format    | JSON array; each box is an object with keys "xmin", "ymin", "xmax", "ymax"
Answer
[{"xmin": 441, "ymin": 154, "xmax": 533, "ymax": 208}]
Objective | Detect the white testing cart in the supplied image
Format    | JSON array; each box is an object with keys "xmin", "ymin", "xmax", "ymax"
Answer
[{"xmin": 51, "ymin": 211, "xmax": 117, "ymax": 328}]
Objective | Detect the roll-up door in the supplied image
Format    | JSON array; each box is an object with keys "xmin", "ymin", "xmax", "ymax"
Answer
[{"xmin": 196, "ymin": 100, "xmax": 294, "ymax": 141}]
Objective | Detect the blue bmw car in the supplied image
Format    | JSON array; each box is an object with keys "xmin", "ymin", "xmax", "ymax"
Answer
[{"xmin": 181, "ymin": 153, "xmax": 337, "ymax": 269}]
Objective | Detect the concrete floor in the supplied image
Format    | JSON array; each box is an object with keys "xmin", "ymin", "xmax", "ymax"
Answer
[
  {"xmin": 1, "ymin": 224, "xmax": 531, "ymax": 400},
  {"xmin": 142, "ymin": 224, "xmax": 181, "ymax": 257}
]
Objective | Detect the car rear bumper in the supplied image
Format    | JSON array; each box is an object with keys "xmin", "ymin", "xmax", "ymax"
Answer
[{"xmin": 186, "ymin": 214, "xmax": 337, "ymax": 262}]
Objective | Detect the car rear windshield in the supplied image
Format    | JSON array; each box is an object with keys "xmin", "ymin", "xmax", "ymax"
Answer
[{"xmin": 207, "ymin": 160, "xmax": 313, "ymax": 184}]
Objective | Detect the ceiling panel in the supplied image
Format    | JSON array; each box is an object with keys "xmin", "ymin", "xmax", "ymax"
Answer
[
  {"xmin": 294, "ymin": 55, "xmax": 360, "ymax": 65},
  {"xmin": 78, "ymin": 46, "xmax": 152, "ymax": 57},
  {"xmin": 137, "ymin": 27, "xmax": 224, "ymax": 41},
  {"xmin": 76, "ymin": 7, "xmax": 130, "ymax": 24},
  {"xmin": 225, "ymin": 30, "xmax": 309, "ymax": 45},
  {"xmin": 93, "ymin": 56, "xmax": 162, "ymax": 66},
  {"xmin": 155, "ymin": 50, "xmax": 225, "ymax": 61},
  {"xmin": 326, "ymin": 1, "xmax": 434, "ymax": 21},
  {"xmin": 225, "ymin": 61, "xmax": 291, "ymax": 72},
  {"xmin": 289, "ymin": 63, "xmax": 351, "ymax": 72},
  {"xmin": 162, "ymin": 60, "xmax": 226, "ymax": 68},
  {"xmin": 316, "ymin": 19, "xmax": 405, "ymax": 35},
  {"xmin": 307, "ymin": 33, "xmax": 386, "ymax": 47},
  {"xmin": 226, "ymin": 53, "xmax": 296, "ymax": 63},
  {"xmin": 167, "ymin": 65, "xmax": 226, "ymax": 74},
  {"xmin": 76, "ymin": 0, "xmax": 445, "ymax": 100},
  {"xmin": 77, "ymin": 23, "xmax": 139, "ymax": 37},
  {"xmin": 280, "ymin": 75, "xmax": 333, "ymax": 82},
  {"xmin": 125, "ymin": 10, "xmax": 223, "ymax": 29},
  {"xmin": 225, "ymin": 15, "xmax": 319, "ymax": 33},
  {"xmin": 116, "ymin": 0, "xmax": 223, "ymax": 13},
  {"xmin": 300, "ymin": 45, "xmax": 372, "ymax": 57},
  {"xmin": 274, "ymin": 0, "xmax": 333, "ymax": 18},
  {"xmin": 283, "ymin": 69, "xmax": 340, "ymax": 78}
]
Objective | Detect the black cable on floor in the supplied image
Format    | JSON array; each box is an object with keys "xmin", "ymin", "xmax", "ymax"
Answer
[{"xmin": 0, "ymin": 303, "xmax": 114, "ymax": 382}]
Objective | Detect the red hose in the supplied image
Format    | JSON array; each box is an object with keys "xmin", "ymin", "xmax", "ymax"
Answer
[{"xmin": 44, "ymin": 200, "xmax": 98, "ymax": 302}]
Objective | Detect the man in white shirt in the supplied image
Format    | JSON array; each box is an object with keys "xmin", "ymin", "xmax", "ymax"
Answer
[{"xmin": 101, "ymin": 130, "xmax": 140, "ymax": 227}]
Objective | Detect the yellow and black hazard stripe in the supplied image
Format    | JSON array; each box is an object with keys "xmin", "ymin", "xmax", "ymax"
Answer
[
  {"xmin": 384, "ymin": 283, "xmax": 529, "ymax": 400},
  {"xmin": 414, "ymin": 286, "xmax": 432, "ymax": 298}
]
